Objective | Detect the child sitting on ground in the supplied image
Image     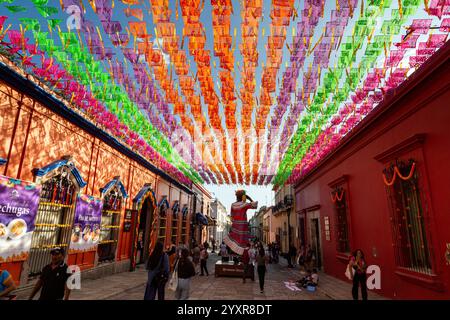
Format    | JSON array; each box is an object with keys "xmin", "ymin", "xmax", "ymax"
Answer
[
  {"xmin": 307, "ymin": 269, "xmax": 319, "ymax": 287},
  {"xmin": 296, "ymin": 270, "xmax": 312, "ymax": 288}
]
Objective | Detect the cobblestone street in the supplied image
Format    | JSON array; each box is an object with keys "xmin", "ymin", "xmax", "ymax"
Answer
[{"xmin": 16, "ymin": 252, "xmax": 386, "ymax": 300}]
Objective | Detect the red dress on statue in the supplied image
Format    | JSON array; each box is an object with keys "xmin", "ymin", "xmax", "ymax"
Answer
[{"xmin": 223, "ymin": 200, "xmax": 258, "ymax": 255}]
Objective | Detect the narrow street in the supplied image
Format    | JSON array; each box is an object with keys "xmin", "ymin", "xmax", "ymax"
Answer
[
  {"xmin": 1, "ymin": 0, "xmax": 449, "ymax": 303},
  {"xmin": 15, "ymin": 252, "xmax": 386, "ymax": 300}
]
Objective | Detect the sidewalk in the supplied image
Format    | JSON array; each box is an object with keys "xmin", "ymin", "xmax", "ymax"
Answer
[{"xmin": 15, "ymin": 266, "xmax": 148, "ymax": 300}]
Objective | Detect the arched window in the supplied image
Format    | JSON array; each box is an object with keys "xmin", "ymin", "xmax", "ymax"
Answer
[
  {"xmin": 182, "ymin": 204, "xmax": 188, "ymax": 220},
  {"xmin": 181, "ymin": 204, "xmax": 189, "ymax": 244},
  {"xmin": 98, "ymin": 177, "xmax": 128, "ymax": 263},
  {"xmin": 157, "ymin": 196, "xmax": 169, "ymax": 244},
  {"xmin": 171, "ymin": 201, "xmax": 180, "ymax": 245},
  {"xmin": 28, "ymin": 156, "xmax": 86, "ymax": 276},
  {"xmin": 130, "ymin": 184, "xmax": 157, "ymax": 270},
  {"xmin": 158, "ymin": 196, "xmax": 169, "ymax": 217}
]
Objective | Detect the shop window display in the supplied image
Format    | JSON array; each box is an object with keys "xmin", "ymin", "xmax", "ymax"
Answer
[
  {"xmin": 181, "ymin": 205, "xmax": 188, "ymax": 244},
  {"xmin": 28, "ymin": 162, "xmax": 82, "ymax": 276},
  {"xmin": 158, "ymin": 196, "xmax": 169, "ymax": 244},
  {"xmin": 98, "ymin": 180, "xmax": 126, "ymax": 263},
  {"xmin": 171, "ymin": 201, "xmax": 180, "ymax": 245}
]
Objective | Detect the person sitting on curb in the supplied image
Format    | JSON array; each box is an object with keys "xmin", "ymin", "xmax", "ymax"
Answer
[
  {"xmin": 307, "ymin": 269, "xmax": 319, "ymax": 287},
  {"xmin": 296, "ymin": 269, "xmax": 312, "ymax": 288}
]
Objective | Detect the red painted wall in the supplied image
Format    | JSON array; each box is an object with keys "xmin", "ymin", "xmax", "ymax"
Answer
[{"xmin": 294, "ymin": 48, "xmax": 450, "ymax": 299}]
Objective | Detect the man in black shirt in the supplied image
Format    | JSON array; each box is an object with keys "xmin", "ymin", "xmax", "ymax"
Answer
[{"xmin": 29, "ymin": 247, "xmax": 71, "ymax": 300}]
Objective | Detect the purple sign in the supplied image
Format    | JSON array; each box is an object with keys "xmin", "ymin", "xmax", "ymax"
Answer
[
  {"xmin": 0, "ymin": 175, "xmax": 41, "ymax": 263},
  {"xmin": 69, "ymin": 194, "xmax": 103, "ymax": 253}
]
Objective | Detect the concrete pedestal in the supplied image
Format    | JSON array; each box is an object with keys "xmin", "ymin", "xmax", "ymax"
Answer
[{"xmin": 214, "ymin": 260, "xmax": 254, "ymax": 280}]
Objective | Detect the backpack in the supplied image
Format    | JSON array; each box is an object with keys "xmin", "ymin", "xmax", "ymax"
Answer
[
  {"xmin": 151, "ymin": 254, "xmax": 169, "ymax": 286},
  {"xmin": 345, "ymin": 263, "xmax": 354, "ymax": 280}
]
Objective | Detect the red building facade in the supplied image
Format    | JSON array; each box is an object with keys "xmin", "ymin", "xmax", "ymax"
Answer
[{"xmin": 294, "ymin": 43, "xmax": 450, "ymax": 299}]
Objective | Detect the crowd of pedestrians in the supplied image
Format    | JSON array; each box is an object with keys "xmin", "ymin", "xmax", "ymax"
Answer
[{"xmin": 0, "ymin": 239, "xmax": 370, "ymax": 300}]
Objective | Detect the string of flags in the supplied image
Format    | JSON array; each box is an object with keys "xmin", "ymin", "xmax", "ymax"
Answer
[{"xmin": 0, "ymin": 0, "xmax": 448, "ymax": 187}]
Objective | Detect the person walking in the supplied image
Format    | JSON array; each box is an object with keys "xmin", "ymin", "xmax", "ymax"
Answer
[
  {"xmin": 28, "ymin": 247, "xmax": 71, "ymax": 300},
  {"xmin": 349, "ymin": 249, "xmax": 368, "ymax": 300},
  {"xmin": 267, "ymin": 243, "xmax": 273, "ymax": 263},
  {"xmin": 211, "ymin": 238, "xmax": 216, "ymax": 253},
  {"xmin": 200, "ymin": 245, "xmax": 209, "ymax": 276},
  {"xmin": 272, "ymin": 242, "xmax": 279, "ymax": 263},
  {"xmin": 0, "ymin": 268, "xmax": 17, "ymax": 300},
  {"xmin": 249, "ymin": 243, "xmax": 256, "ymax": 278},
  {"xmin": 287, "ymin": 245, "xmax": 297, "ymax": 268},
  {"xmin": 305, "ymin": 245, "xmax": 315, "ymax": 270},
  {"xmin": 166, "ymin": 243, "xmax": 177, "ymax": 272},
  {"xmin": 144, "ymin": 241, "xmax": 169, "ymax": 300},
  {"xmin": 192, "ymin": 244, "xmax": 201, "ymax": 274},
  {"xmin": 241, "ymin": 243, "xmax": 251, "ymax": 283},
  {"xmin": 203, "ymin": 240, "xmax": 209, "ymax": 251},
  {"xmin": 177, "ymin": 242, "xmax": 186, "ymax": 258},
  {"xmin": 297, "ymin": 245, "xmax": 305, "ymax": 271},
  {"xmin": 175, "ymin": 248, "xmax": 196, "ymax": 300},
  {"xmin": 256, "ymin": 247, "xmax": 269, "ymax": 293},
  {"xmin": 220, "ymin": 241, "xmax": 228, "ymax": 262}
]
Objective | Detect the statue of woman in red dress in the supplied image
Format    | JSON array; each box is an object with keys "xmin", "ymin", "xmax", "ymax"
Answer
[{"xmin": 223, "ymin": 190, "xmax": 258, "ymax": 255}]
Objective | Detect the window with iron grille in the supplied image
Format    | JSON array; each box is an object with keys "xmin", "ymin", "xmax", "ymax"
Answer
[
  {"xmin": 180, "ymin": 205, "xmax": 188, "ymax": 243},
  {"xmin": 332, "ymin": 187, "xmax": 350, "ymax": 254},
  {"xmin": 98, "ymin": 186, "xmax": 123, "ymax": 262},
  {"xmin": 158, "ymin": 198, "xmax": 168, "ymax": 244},
  {"xmin": 28, "ymin": 166, "xmax": 77, "ymax": 276},
  {"xmin": 158, "ymin": 217, "xmax": 167, "ymax": 242},
  {"xmin": 384, "ymin": 159, "xmax": 432, "ymax": 275},
  {"xmin": 171, "ymin": 202, "xmax": 180, "ymax": 245}
]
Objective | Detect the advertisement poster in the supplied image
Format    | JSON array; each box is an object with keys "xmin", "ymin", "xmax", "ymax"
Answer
[
  {"xmin": 0, "ymin": 175, "xmax": 41, "ymax": 263},
  {"xmin": 69, "ymin": 194, "xmax": 103, "ymax": 254}
]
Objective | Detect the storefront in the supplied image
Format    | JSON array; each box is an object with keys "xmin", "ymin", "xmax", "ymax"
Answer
[{"xmin": 180, "ymin": 205, "xmax": 189, "ymax": 245}]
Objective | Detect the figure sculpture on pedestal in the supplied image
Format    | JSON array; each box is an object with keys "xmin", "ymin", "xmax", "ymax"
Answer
[{"xmin": 223, "ymin": 190, "xmax": 258, "ymax": 255}]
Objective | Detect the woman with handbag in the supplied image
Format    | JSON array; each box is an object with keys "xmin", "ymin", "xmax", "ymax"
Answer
[
  {"xmin": 349, "ymin": 249, "xmax": 368, "ymax": 300},
  {"xmin": 144, "ymin": 241, "xmax": 169, "ymax": 300},
  {"xmin": 174, "ymin": 248, "xmax": 196, "ymax": 300}
]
